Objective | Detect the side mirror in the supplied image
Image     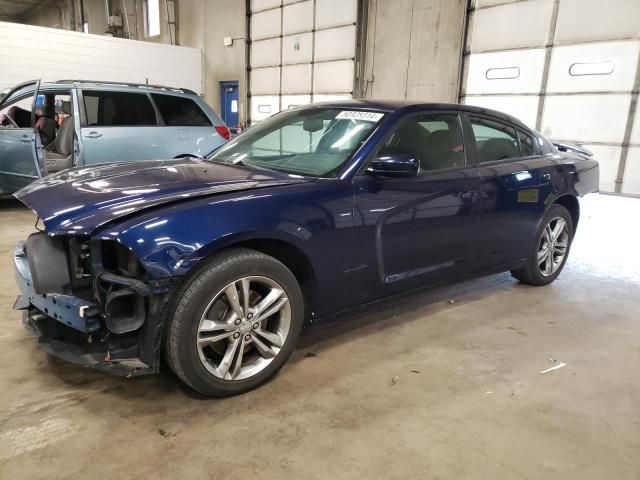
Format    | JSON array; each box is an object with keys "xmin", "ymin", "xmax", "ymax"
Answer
[{"xmin": 366, "ymin": 153, "xmax": 419, "ymax": 178}]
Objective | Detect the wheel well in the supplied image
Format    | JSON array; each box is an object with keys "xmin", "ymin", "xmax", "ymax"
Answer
[
  {"xmin": 553, "ymin": 195, "xmax": 580, "ymax": 230},
  {"xmin": 230, "ymin": 239, "xmax": 316, "ymax": 316}
]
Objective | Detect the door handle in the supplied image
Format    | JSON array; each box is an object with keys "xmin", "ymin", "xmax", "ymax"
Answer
[
  {"xmin": 83, "ymin": 131, "xmax": 103, "ymax": 139},
  {"xmin": 20, "ymin": 136, "xmax": 33, "ymax": 143},
  {"xmin": 459, "ymin": 190, "xmax": 479, "ymax": 203}
]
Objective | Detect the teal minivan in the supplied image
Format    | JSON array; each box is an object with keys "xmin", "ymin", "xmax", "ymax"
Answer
[{"xmin": 0, "ymin": 80, "xmax": 230, "ymax": 196}]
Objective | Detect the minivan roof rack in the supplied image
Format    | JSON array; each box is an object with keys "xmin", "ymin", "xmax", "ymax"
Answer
[{"xmin": 53, "ymin": 79, "xmax": 196, "ymax": 95}]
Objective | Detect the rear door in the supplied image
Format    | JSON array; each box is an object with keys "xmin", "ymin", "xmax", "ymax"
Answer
[
  {"xmin": 78, "ymin": 89, "xmax": 162, "ymax": 165},
  {"xmin": 0, "ymin": 80, "xmax": 42, "ymax": 195},
  {"xmin": 465, "ymin": 114, "xmax": 555, "ymax": 272},
  {"xmin": 150, "ymin": 93, "xmax": 226, "ymax": 156}
]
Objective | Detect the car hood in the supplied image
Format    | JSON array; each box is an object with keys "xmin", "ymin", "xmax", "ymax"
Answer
[{"xmin": 15, "ymin": 158, "xmax": 312, "ymax": 235}]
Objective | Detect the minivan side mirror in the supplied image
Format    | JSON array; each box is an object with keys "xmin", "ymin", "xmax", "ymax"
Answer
[{"xmin": 366, "ymin": 153, "xmax": 419, "ymax": 178}]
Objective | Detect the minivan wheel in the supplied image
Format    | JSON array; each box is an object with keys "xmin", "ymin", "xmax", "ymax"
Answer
[
  {"xmin": 164, "ymin": 248, "xmax": 304, "ymax": 397},
  {"xmin": 511, "ymin": 204, "xmax": 574, "ymax": 286}
]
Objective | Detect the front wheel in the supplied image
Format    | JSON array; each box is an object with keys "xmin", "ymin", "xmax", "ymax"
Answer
[
  {"xmin": 164, "ymin": 248, "xmax": 304, "ymax": 397},
  {"xmin": 511, "ymin": 204, "xmax": 574, "ymax": 286}
]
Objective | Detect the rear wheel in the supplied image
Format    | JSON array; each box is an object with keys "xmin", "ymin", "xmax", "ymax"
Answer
[
  {"xmin": 511, "ymin": 204, "xmax": 573, "ymax": 286},
  {"xmin": 164, "ymin": 248, "xmax": 304, "ymax": 397}
]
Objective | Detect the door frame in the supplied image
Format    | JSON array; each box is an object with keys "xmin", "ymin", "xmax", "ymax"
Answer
[{"xmin": 219, "ymin": 80, "xmax": 239, "ymax": 128}]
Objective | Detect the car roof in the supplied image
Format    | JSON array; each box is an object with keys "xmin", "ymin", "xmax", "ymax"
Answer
[
  {"xmin": 306, "ymin": 99, "xmax": 532, "ymax": 132},
  {"xmin": 38, "ymin": 80, "xmax": 197, "ymax": 96}
]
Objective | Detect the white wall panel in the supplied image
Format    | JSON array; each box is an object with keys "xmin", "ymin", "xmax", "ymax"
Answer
[
  {"xmin": 315, "ymin": 0, "xmax": 357, "ymax": 29},
  {"xmin": 282, "ymin": 64, "xmax": 312, "ymax": 94},
  {"xmin": 546, "ymin": 41, "xmax": 640, "ymax": 94},
  {"xmin": 250, "ymin": 38, "xmax": 281, "ymax": 68},
  {"xmin": 283, "ymin": 1, "xmax": 313, "ymax": 35},
  {"xmin": 621, "ymin": 147, "xmax": 640, "ymax": 195},
  {"xmin": 251, "ymin": 0, "xmax": 281, "ymax": 13},
  {"xmin": 475, "ymin": 0, "xmax": 517, "ymax": 6},
  {"xmin": 250, "ymin": 95, "xmax": 280, "ymax": 122},
  {"xmin": 282, "ymin": 94, "xmax": 311, "ymax": 109},
  {"xmin": 554, "ymin": 0, "xmax": 640, "ymax": 45},
  {"xmin": 0, "ymin": 21, "xmax": 202, "ymax": 93},
  {"xmin": 313, "ymin": 60, "xmax": 354, "ymax": 93},
  {"xmin": 580, "ymin": 145, "xmax": 623, "ymax": 193},
  {"xmin": 465, "ymin": 49, "xmax": 546, "ymax": 95},
  {"xmin": 282, "ymin": 32, "xmax": 313, "ymax": 64},
  {"xmin": 250, "ymin": 67, "xmax": 281, "ymax": 95},
  {"xmin": 464, "ymin": 95, "xmax": 540, "ymax": 128},
  {"xmin": 541, "ymin": 94, "xmax": 632, "ymax": 144},
  {"xmin": 471, "ymin": 0, "xmax": 553, "ymax": 52},
  {"xmin": 251, "ymin": 9, "xmax": 282, "ymax": 40},
  {"xmin": 315, "ymin": 25, "xmax": 356, "ymax": 61}
]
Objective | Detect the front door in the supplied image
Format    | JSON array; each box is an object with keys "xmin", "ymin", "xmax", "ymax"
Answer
[
  {"xmin": 220, "ymin": 81, "xmax": 239, "ymax": 130},
  {"xmin": 0, "ymin": 80, "xmax": 42, "ymax": 195},
  {"xmin": 351, "ymin": 112, "xmax": 482, "ymax": 300}
]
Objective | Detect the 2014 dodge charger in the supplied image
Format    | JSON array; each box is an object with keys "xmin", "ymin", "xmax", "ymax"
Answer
[{"xmin": 13, "ymin": 101, "xmax": 599, "ymax": 397}]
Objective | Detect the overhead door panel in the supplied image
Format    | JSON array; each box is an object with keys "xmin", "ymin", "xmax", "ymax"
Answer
[
  {"xmin": 470, "ymin": 0, "xmax": 553, "ymax": 53},
  {"xmin": 466, "ymin": 49, "xmax": 546, "ymax": 95},
  {"xmin": 541, "ymin": 94, "xmax": 631, "ymax": 144},
  {"xmin": 622, "ymin": 148, "xmax": 640, "ymax": 195},
  {"xmin": 283, "ymin": 1, "xmax": 314, "ymax": 35},
  {"xmin": 282, "ymin": 64, "xmax": 312, "ymax": 94},
  {"xmin": 314, "ymin": 60, "xmax": 354, "ymax": 93},
  {"xmin": 251, "ymin": 9, "xmax": 281, "ymax": 41},
  {"xmin": 315, "ymin": 25, "xmax": 356, "ymax": 62},
  {"xmin": 251, "ymin": 67, "xmax": 281, "ymax": 95},
  {"xmin": 250, "ymin": 38, "xmax": 281, "ymax": 68},
  {"xmin": 315, "ymin": 0, "xmax": 357, "ymax": 29},
  {"xmin": 282, "ymin": 33, "xmax": 313, "ymax": 64},
  {"xmin": 546, "ymin": 41, "xmax": 640, "ymax": 94}
]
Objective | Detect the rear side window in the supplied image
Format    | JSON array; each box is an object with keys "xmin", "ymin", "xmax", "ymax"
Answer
[
  {"xmin": 82, "ymin": 91, "xmax": 157, "ymax": 126},
  {"xmin": 151, "ymin": 94, "xmax": 212, "ymax": 126},
  {"xmin": 470, "ymin": 117, "xmax": 522, "ymax": 163},
  {"xmin": 518, "ymin": 130, "xmax": 535, "ymax": 157}
]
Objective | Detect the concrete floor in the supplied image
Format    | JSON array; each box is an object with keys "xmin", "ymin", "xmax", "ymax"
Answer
[{"xmin": 0, "ymin": 193, "xmax": 638, "ymax": 479}]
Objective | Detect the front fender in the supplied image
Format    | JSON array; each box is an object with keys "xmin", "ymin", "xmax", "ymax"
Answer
[{"xmin": 92, "ymin": 181, "xmax": 353, "ymax": 281}]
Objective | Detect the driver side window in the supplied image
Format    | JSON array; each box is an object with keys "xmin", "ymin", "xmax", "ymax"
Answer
[
  {"xmin": 0, "ymin": 95, "xmax": 34, "ymax": 129},
  {"xmin": 379, "ymin": 113, "xmax": 465, "ymax": 174}
]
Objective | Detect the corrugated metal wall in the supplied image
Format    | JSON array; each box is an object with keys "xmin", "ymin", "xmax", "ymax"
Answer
[
  {"xmin": 248, "ymin": 0, "xmax": 358, "ymax": 123},
  {"xmin": 461, "ymin": 0, "xmax": 640, "ymax": 195}
]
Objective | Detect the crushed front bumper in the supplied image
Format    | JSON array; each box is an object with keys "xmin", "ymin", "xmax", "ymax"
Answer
[{"xmin": 13, "ymin": 241, "xmax": 156, "ymax": 377}]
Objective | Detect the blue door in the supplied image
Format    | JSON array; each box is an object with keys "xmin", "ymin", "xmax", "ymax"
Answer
[{"xmin": 220, "ymin": 81, "xmax": 239, "ymax": 130}]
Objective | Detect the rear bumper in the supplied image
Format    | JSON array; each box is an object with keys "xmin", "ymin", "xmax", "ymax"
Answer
[{"xmin": 14, "ymin": 241, "xmax": 156, "ymax": 377}]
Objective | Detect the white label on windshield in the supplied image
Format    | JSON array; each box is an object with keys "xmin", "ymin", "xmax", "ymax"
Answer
[{"xmin": 336, "ymin": 111, "xmax": 384, "ymax": 122}]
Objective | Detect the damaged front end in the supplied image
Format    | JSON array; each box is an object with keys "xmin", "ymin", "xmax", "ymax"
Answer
[{"xmin": 14, "ymin": 233, "xmax": 175, "ymax": 376}]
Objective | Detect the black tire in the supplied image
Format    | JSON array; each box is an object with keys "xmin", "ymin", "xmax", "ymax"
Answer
[
  {"xmin": 511, "ymin": 204, "xmax": 574, "ymax": 286},
  {"xmin": 163, "ymin": 248, "xmax": 304, "ymax": 397}
]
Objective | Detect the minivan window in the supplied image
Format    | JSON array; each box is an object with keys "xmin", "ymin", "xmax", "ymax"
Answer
[
  {"xmin": 83, "ymin": 91, "xmax": 157, "ymax": 126},
  {"xmin": 379, "ymin": 113, "xmax": 465, "ymax": 173},
  {"xmin": 471, "ymin": 117, "xmax": 521, "ymax": 163},
  {"xmin": 151, "ymin": 94, "xmax": 212, "ymax": 126}
]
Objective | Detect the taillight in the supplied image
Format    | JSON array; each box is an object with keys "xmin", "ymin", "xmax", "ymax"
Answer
[{"xmin": 215, "ymin": 125, "xmax": 231, "ymax": 141}]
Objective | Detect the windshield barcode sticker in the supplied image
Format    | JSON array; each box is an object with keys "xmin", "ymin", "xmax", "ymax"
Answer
[{"xmin": 336, "ymin": 111, "xmax": 384, "ymax": 122}]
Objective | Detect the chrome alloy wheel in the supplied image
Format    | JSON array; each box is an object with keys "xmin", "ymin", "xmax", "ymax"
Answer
[
  {"xmin": 196, "ymin": 276, "xmax": 291, "ymax": 381},
  {"xmin": 538, "ymin": 216, "xmax": 569, "ymax": 276}
]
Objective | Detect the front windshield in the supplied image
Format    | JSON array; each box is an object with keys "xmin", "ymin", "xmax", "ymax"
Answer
[{"xmin": 207, "ymin": 107, "xmax": 385, "ymax": 177}]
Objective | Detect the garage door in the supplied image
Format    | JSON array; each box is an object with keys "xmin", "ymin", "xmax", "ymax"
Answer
[
  {"xmin": 461, "ymin": 0, "xmax": 640, "ymax": 195},
  {"xmin": 249, "ymin": 0, "xmax": 358, "ymax": 123}
]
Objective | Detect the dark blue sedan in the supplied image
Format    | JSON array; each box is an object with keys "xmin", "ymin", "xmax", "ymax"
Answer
[{"xmin": 13, "ymin": 101, "xmax": 599, "ymax": 396}]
